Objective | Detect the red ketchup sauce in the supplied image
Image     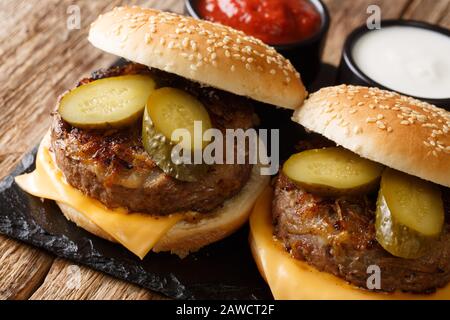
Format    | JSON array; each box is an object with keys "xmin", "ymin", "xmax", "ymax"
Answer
[{"xmin": 197, "ymin": 0, "xmax": 322, "ymax": 45}]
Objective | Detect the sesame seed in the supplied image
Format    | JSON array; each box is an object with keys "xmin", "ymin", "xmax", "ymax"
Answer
[
  {"xmin": 376, "ymin": 121, "xmax": 386, "ymax": 129},
  {"xmin": 353, "ymin": 126, "xmax": 362, "ymax": 134},
  {"xmin": 416, "ymin": 115, "xmax": 427, "ymax": 122},
  {"xmin": 190, "ymin": 40, "xmax": 197, "ymax": 51}
]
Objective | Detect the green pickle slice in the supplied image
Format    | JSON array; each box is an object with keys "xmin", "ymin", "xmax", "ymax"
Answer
[
  {"xmin": 146, "ymin": 87, "xmax": 212, "ymax": 150},
  {"xmin": 59, "ymin": 75, "xmax": 156, "ymax": 129},
  {"xmin": 375, "ymin": 168, "xmax": 444, "ymax": 259},
  {"xmin": 142, "ymin": 87, "xmax": 212, "ymax": 182},
  {"xmin": 282, "ymin": 147, "xmax": 384, "ymax": 196}
]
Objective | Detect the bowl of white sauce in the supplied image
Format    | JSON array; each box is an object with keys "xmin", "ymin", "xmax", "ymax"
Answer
[{"xmin": 337, "ymin": 20, "xmax": 450, "ymax": 109}]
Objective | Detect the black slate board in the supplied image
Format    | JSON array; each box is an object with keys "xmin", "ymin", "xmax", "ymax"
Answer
[
  {"xmin": 0, "ymin": 63, "xmax": 337, "ymax": 300},
  {"xmin": 0, "ymin": 150, "xmax": 274, "ymax": 299}
]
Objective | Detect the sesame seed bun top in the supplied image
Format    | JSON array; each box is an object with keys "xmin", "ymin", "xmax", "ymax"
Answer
[
  {"xmin": 292, "ymin": 85, "xmax": 450, "ymax": 187},
  {"xmin": 88, "ymin": 6, "xmax": 306, "ymax": 109}
]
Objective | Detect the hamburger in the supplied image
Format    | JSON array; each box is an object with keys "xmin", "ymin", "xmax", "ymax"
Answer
[
  {"xmin": 250, "ymin": 85, "xmax": 450, "ymax": 299},
  {"xmin": 15, "ymin": 7, "xmax": 306, "ymax": 259}
]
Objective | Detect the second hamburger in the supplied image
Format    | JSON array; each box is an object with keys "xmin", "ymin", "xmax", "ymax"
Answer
[{"xmin": 250, "ymin": 85, "xmax": 450, "ymax": 299}]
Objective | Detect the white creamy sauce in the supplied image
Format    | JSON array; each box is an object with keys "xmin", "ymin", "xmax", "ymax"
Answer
[{"xmin": 352, "ymin": 26, "xmax": 450, "ymax": 99}]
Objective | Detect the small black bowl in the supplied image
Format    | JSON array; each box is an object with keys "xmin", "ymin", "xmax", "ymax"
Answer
[
  {"xmin": 185, "ymin": 0, "xmax": 330, "ymax": 86},
  {"xmin": 337, "ymin": 20, "xmax": 450, "ymax": 109}
]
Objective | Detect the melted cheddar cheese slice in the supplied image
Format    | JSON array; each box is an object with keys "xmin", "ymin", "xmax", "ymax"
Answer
[
  {"xmin": 249, "ymin": 187, "xmax": 450, "ymax": 300},
  {"xmin": 15, "ymin": 141, "xmax": 183, "ymax": 259}
]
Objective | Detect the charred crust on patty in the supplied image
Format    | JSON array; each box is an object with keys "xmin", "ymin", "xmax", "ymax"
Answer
[
  {"xmin": 272, "ymin": 169, "xmax": 450, "ymax": 294},
  {"xmin": 51, "ymin": 62, "xmax": 257, "ymax": 215}
]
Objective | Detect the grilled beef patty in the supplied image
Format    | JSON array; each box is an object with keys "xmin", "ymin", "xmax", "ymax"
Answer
[
  {"xmin": 272, "ymin": 172, "xmax": 450, "ymax": 293},
  {"xmin": 51, "ymin": 63, "xmax": 255, "ymax": 215}
]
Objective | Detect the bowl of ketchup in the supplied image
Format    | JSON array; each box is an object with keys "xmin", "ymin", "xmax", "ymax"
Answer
[{"xmin": 186, "ymin": 0, "xmax": 330, "ymax": 85}]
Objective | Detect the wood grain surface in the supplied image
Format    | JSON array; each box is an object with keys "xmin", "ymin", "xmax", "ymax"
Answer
[
  {"xmin": 30, "ymin": 258, "xmax": 166, "ymax": 300},
  {"xmin": 0, "ymin": 0, "xmax": 448, "ymax": 300}
]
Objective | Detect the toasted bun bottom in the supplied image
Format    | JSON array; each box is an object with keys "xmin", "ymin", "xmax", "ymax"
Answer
[
  {"xmin": 57, "ymin": 164, "xmax": 269, "ymax": 258},
  {"xmin": 249, "ymin": 187, "xmax": 450, "ymax": 300}
]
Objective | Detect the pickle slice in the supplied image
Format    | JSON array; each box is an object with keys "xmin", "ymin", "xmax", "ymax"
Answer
[
  {"xmin": 142, "ymin": 106, "xmax": 207, "ymax": 182},
  {"xmin": 146, "ymin": 87, "xmax": 212, "ymax": 151},
  {"xmin": 282, "ymin": 147, "xmax": 384, "ymax": 196},
  {"xmin": 375, "ymin": 168, "xmax": 444, "ymax": 259},
  {"xmin": 59, "ymin": 75, "xmax": 156, "ymax": 129}
]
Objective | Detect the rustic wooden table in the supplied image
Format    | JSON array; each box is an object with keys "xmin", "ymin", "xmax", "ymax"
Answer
[{"xmin": 0, "ymin": 0, "xmax": 448, "ymax": 300}]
